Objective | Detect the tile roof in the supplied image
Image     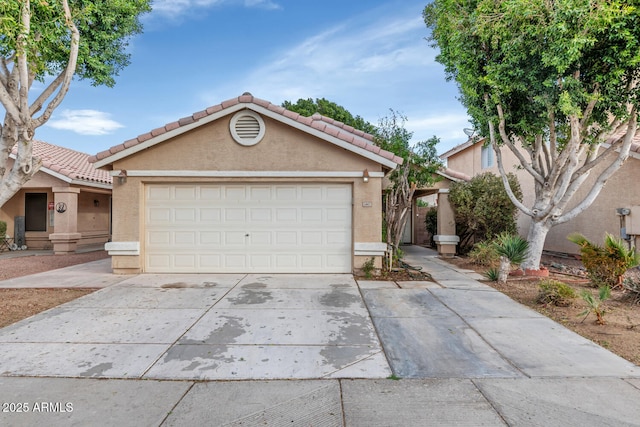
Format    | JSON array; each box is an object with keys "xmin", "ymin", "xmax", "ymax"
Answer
[
  {"xmin": 89, "ymin": 93, "xmax": 404, "ymax": 166},
  {"xmin": 12, "ymin": 140, "xmax": 112, "ymax": 186}
]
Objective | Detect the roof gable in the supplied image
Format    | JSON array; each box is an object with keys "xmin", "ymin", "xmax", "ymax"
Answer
[
  {"xmin": 89, "ymin": 94, "xmax": 403, "ymax": 169},
  {"xmin": 11, "ymin": 141, "xmax": 112, "ymax": 188}
]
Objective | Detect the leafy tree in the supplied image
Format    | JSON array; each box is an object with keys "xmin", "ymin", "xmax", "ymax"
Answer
[
  {"xmin": 0, "ymin": 0, "xmax": 151, "ymax": 207},
  {"xmin": 424, "ymin": 0, "xmax": 640, "ymax": 270},
  {"xmin": 449, "ymin": 172, "xmax": 522, "ymax": 253},
  {"xmin": 282, "ymin": 98, "xmax": 377, "ymax": 135},
  {"xmin": 375, "ymin": 111, "xmax": 442, "ymax": 252}
]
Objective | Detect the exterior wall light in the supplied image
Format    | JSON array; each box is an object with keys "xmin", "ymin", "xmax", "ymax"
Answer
[{"xmin": 363, "ymin": 169, "xmax": 370, "ymax": 183}]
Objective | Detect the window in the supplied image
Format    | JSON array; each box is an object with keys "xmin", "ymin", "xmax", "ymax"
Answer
[
  {"xmin": 25, "ymin": 193, "xmax": 47, "ymax": 231},
  {"xmin": 481, "ymin": 145, "xmax": 494, "ymax": 169}
]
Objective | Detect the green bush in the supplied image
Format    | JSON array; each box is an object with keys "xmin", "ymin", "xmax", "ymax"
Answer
[
  {"xmin": 449, "ymin": 172, "xmax": 522, "ymax": 253},
  {"xmin": 568, "ymin": 233, "xmax": 640, "ymax": 288},
  {"xmin": 424, "ymin": 208, "xmax": 437, "ymax": 247},
  {"xmin": 361, "ymin": 257, "xmax": 375, "ymax": 279},
  {"xmin": 0, "ymin": 220, "xmax": 6, "ymax": 237},
  {"xmin": 468, "ymin": 240, "xmax": 499, "ymax": 266},
  {"xmin": 536, "ymin": 279, "xmax": 577, "ymax": 307}
]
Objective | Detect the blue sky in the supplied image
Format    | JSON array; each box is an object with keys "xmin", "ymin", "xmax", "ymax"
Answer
[{"xmin": 33, "ymin": 0, "xmax": 471, "ymax": 156}]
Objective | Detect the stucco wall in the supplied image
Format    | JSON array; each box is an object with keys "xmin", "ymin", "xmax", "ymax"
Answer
[{"xmin": 108, "ymin": 112, "xmax": 387, "ymax": 273}]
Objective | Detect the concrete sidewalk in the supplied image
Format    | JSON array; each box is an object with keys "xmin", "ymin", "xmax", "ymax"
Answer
[{"xmin": 0, "ymin": 246, "xmax": 639, "ymax": 426}]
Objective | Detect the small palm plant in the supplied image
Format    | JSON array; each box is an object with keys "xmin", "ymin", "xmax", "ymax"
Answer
[
  {"xmin": 493, "ymin": 232, "xmax": 529, "ymax": 284},
  {"xmin": 579, "ymin": 286, "xmax": 611, "ymax": 325}
]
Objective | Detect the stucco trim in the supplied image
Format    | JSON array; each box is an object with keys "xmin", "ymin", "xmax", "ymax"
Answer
[
  {"xmin": 354, "ymin": 242, "xmax": 388, "ymax": 256},
  {"xmin": 109, "ymin": 170, "xmax": 386, "ymax": 178},
  {"xmin": 433, "ymin": 235, "xmax": 460, "ymax": 243},
  {"xmin": 105, "ymin": 241, "xmax": 140, "ymax": 256}
]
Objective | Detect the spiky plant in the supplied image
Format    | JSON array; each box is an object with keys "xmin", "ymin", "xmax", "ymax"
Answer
[
  {"xmin": 579, "ymin": 286, "xmax": 611, "ymax": 325},
  {"xmin": 493, "ymin": 232, "xmax": 529, "ymax": 284}
]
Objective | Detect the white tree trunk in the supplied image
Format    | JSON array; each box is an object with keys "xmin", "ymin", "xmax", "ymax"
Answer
[
  {"xmin": 497, "ymin": 256, "xmax": 510, "ymax": 284},
  {"xmin": 521, "ymin": 219, "xmax": 551, "ymax": 270}
]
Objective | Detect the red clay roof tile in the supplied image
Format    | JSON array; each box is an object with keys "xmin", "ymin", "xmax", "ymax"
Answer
[
  {"xmin": 14, "ymin": 140, "xmax": 112, "ymax": 186},
  {"xmin": 90, "ymin": 94, "xmax": 404, "ymax": 165}
]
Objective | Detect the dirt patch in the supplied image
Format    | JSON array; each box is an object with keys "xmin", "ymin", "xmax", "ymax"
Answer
[
  {"xmin": 0, "ymin": 288, "xmax": 95, "ymax": 328},
  {"xmin": 445, "ymin": 256, "xmax": 640, "ymax": 365},
  {"xmin": 0, "ymin": 251, "xmax": 107, "ymax": 328}
]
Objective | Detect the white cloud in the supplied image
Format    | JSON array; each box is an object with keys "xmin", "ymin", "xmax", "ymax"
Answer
[
  {"xmin": 151, "ymin": 0, "xmax": 280, "ymax": 16},
  {"xmin": 47, "ymin": 110, "xmax": 124, "ymax": 136}
]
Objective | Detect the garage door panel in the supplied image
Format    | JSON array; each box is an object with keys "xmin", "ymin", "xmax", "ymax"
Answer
[
  {"xmin": 200, "ymin": 231, "xmax": 221, "ymax": 245},
  {"xmin": 225, "ymin": 208, "xmax": 246, "ymax": 222},
  {"xmin": 148, "ymin": 186, "xmax": 171, "ymax": 201},
  {"xmin": 250, "ymin": 208, "xmax": 271, "ymax": 222},
  {"xmin": 148, "ymin": 208, "xmax": 171, "ymax": 223},
  {"xmin": 175, "ymin": 186, "xmax": 197, "ymax": 200},
  {"xmin": 200, "ymin": 208, "xmax": 221, "ymax": 222},
  {"xmin": 175, "ymin": 208, "xmax": 196, "ymax": 222},
  {"xmin": 145, "ymin": 184, "xmax": 352, "ymax": 273},
  {"xmin": 147, "ymin": 231, "xmax": 171, "ymax": 245},
  {"xmin": 200, "ymin": 186, "xmax": 221, "ymax": 200},
  {"xmin": 225, "ymin": 187, "xmax": 246, "ymax": 200},
  {"xmin": 225, "ymin": 232, "xmax": 246, "ymax": 245},
  {"xmin": 301, "ymin": 209, "xmax": 322, "ymax": 222},
  {"xmin": 174, "ymin": 231, "xmax": 196, "ymax": 245}
]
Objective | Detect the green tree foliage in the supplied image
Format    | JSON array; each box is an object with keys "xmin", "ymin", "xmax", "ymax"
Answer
[
  {"xmin": 449, "ymin": 172, "xmax": 522, "ymax": 253},
  {"xmin": 282, "ymin": 98, "xmax": 377, "ymax": 135},
  {"xmin": 375, "ymin": 111, "xmax": 442, "ymax": 250},
  {"xmin": 0, "ymin": 0, "xmax": 151, "ymax": 208},
  {"xmin": 424, "ymin": 0, "xmax": 640, "ymax": 270}
]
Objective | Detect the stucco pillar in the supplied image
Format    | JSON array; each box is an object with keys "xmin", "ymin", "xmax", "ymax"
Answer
[
  {"xmin": 49, "ymin": 187, "xmax": 82, "ymax": 254},
  {"xmin": 434, "ymin": 189, "xmax": 459, "ymax": 257}
]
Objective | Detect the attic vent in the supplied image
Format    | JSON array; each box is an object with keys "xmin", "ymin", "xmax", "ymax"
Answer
[{"xmin": 230, "ymin": 110, "xmax": 265, "ymax": 146}]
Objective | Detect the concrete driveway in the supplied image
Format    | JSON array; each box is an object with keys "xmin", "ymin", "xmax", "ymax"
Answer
[{"xmin": 0, "ymin": 273, "xmax": 390, "ymax": 380}]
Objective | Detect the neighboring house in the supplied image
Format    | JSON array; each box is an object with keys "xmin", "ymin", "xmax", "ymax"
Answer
[
  {"xmin": 1, "ymin": 140, "xmax": 112, "ymax": 253},
  {"xmin": 89, "ymin": 93, "xmax": 404, "ymax": 274},
  {"xmin": 441, "ymin": 135, "xmax": 640, "ymax": 255}
]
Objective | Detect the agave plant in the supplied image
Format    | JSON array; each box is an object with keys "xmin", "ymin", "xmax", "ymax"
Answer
[{"xmin": 492, "ymin": 232, "xmax": 529, "ymax": 284}]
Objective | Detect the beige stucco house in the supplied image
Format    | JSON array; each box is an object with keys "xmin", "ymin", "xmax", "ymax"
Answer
[
  {"xmin": 1, "ymin": 140, "xmax": 112, "ymax": 253},
  {"xmin": 441, "ymin": 135, "xmax": 640, "ymax": 255},
  {"xmin": 90, "ymin": 94, "xmax": 404, "ymax": 274}
]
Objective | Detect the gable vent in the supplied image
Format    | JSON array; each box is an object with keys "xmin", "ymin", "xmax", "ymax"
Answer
[
  {"xmin": 235, "ymin": 115, "xmax": 261, "ymax": 139},
  {"xmin": 230, "ymin": 110, "xmax": 265, "ymax": 146}
]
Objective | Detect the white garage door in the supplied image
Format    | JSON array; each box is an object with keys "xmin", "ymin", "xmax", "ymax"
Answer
[{"xmin": 145, "ymin": 184, "xmax": 352, "ymax": 273}]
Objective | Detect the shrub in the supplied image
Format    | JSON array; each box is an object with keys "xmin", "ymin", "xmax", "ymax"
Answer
[
  {"xmin": 536, "ymin": 279, "xmax": 577, "ymax": 307},
  {"xmin": 449, "ymin": 172, "xmax": 522, "ymax": 253},
  {"xmin": 424, "ymin": 208, "xmax": 437, "ymax": 247},
  {"xmin": 0, "ymin": 220, "xmax": 6, "ymax": 237},
  {"xmin": 623, "ymin": 276, "xmax": 640, "ymax": 304},
  {"xmin": 361, "ymin": 257, "xmax": 375, "ymax": 279},
  {"xmin": 468, "ymin": 240, "xmax": 499, "ymax": 266},
  {"xmin": 568, "ymin": 233, "xmax": 640, "ymax": 288}
]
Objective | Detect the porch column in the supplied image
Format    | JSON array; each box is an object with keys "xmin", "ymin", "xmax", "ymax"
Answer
[
  {"xmin": 434, "ymin": 189, "xmax": 459, "ymax": 257},
  {"xmin": 49, "ymin": 187, "xmax": 81, "ymax": 254}
]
